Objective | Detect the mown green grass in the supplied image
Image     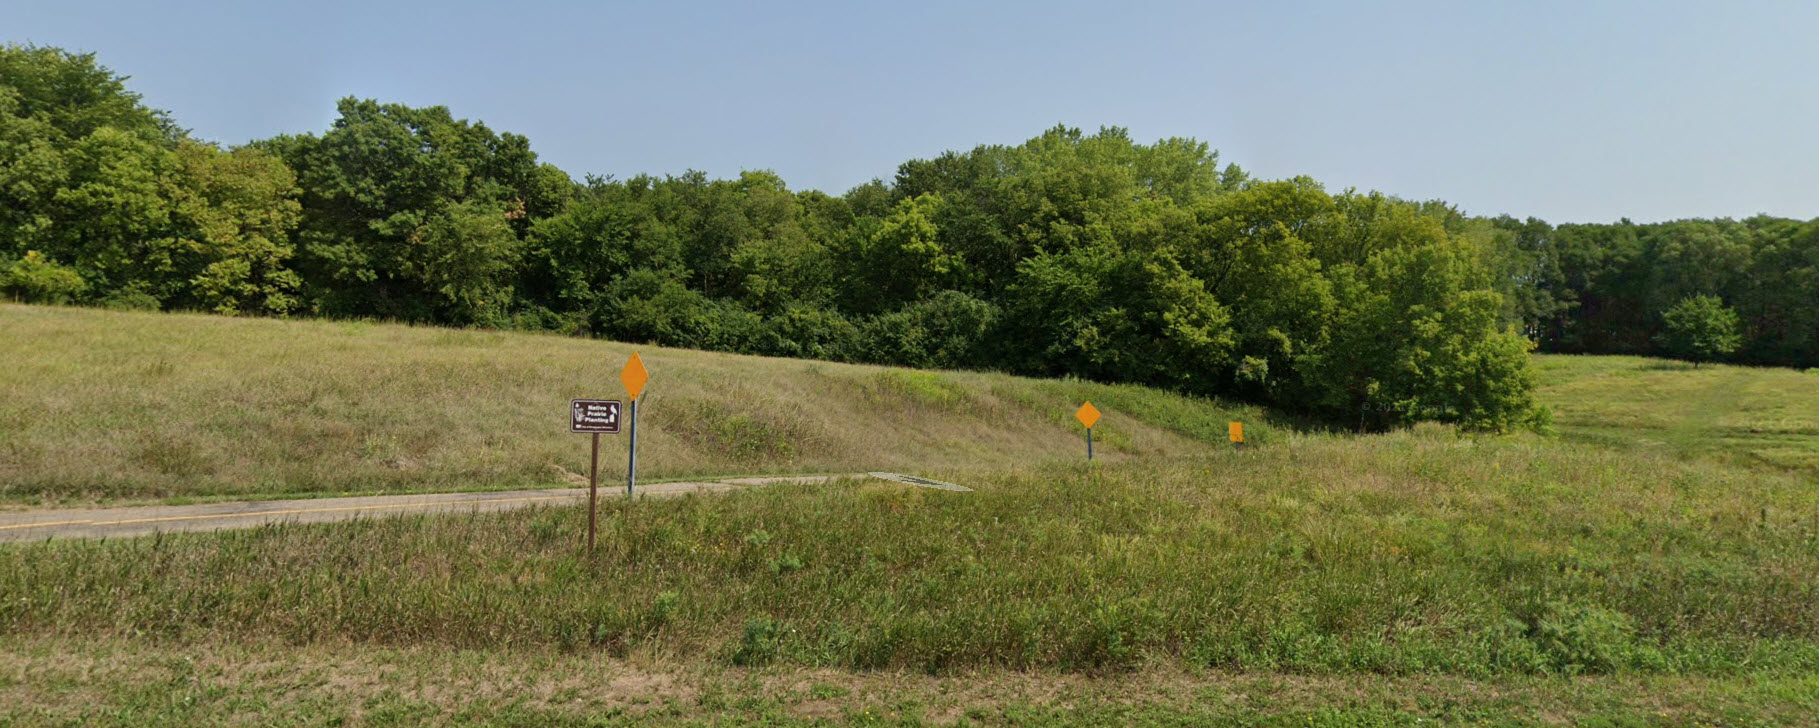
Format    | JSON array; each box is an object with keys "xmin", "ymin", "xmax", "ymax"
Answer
[
  {"xmin": 0, "ymin": 304, "xmax": 1269, "ymax": 504},
  {"xmin": 6, "ymin": 637, "xmax": 1816, "ymax": 727},
  {"xmin": 7, "ymin": 430, "xmax": 1818, "ymax": 681},
  {"xmin": 1535, "ymin": 354, "xmax": 1819, "ymax": 479}
]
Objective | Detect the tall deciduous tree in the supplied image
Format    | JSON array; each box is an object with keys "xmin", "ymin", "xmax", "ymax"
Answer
[
  {"xmin": 267, "ymin": 98, "xmax": 568, "ymax": 323},
  {"xmin": 1660, "ymin": 294, "xmax": 1742, "ymax": 367},
  {"xmin": 164, "ymin": 140, "xmax": 303, "ymax": 314},
  {"xmin": 1, "ymin": 44, "xmax": 302, "ymax": 312}
]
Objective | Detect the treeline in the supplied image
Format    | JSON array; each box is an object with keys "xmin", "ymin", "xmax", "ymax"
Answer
[
  {"xmin": 1490, "ymin": 216, "xmax": 1819, "ymax": 367},
  {"xmin": 4, "ymin": 45, "xmax": 1806, "ymax": 431}
]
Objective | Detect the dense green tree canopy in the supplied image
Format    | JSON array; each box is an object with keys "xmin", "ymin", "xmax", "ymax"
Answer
[
  {"xmin": 1488, "ymin": 215, "xmax": 1819, "ymax": 367},
  {"xmin": 20, "ymin": 44, "xmax": 1816, "ymax": 430},
  {"xmin": 259, "ymin": 98, "xmax": 571, "ymax": 324},
  {"xmin": 0, "ymin": 46, "xmax": 300, "ymax": 313}
]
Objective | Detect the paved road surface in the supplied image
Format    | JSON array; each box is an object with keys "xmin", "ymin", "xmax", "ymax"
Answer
[{"xmin": 0, "ymin": 475, "xmax": 845, "ymax": 544}]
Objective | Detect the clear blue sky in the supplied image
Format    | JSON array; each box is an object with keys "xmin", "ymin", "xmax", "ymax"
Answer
[{"xmin": 6, "ymin": 1, "xmax": 1816, "ymax": 224}]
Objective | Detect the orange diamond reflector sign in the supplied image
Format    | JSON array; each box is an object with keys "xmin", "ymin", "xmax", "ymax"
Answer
[
  {"xmin": 622, "ymin": 352, "xmax": 649, "ymax": 401},
  {"xmin": 1075, "ymin": 401, "xmax": 1101, "ymax": 429}
]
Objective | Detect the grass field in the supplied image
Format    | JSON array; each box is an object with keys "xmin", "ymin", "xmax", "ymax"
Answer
[
  {"xmin": 8, "ymin": 637, "xmax": 1816, "ymax": 726},
  {"xmin": 5, "ymin": 435, "xmax": 1819, "ymax": 724},
  {"xmin": 0, "ymin": 304, "xmax": 1273, "ymax": 505},
  {"xmin": 9, "ymin": 435, "xmax": 1819, "ymax": 672},
  {"xmin": 6, "ymin": 304, "xmax": 1819, "ymax": 725},
  {"xmin": 1535, "ymin": 354, "xmax": 1819, "ymax": 478}
]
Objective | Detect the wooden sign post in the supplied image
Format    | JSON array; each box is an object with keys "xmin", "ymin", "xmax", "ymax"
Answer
[
  {"xmin": 569, "ymin": 399, "xmax": 622, "ymax": 552},
  {"xmin": 1075, "ymin": 402, "xmax": 1101, "ymax": 460}
]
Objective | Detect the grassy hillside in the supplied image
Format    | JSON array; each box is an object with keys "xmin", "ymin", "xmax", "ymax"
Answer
[
  {"xmin": 9, "ymin": 305, "xmax": 1819, "ymax": 724},
  {"xmin": 0, "ymin": 304, "xmax": 1272, "ymax": 504},
  {"xmin": 1535, "ymin": 354, "xmax": 1819, "ymax": 478}
]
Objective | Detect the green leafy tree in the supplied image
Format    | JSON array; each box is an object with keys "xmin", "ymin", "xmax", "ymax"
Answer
[
  {"xmin": 164, "ymin": 140, "xmax": 303, "ymax": 314},
  {"xmin": 1, "ymin": 45, "xmax": 1571, "ymax": 428},
  {"xmin": 860, "ymin": 291, "xmax": 999, "ymax": 369},
  {"xmin": 748, "ymin": 304, "xmax": 861, "ymax": 362},
  {"xmin": 407, "ymin": 201, "xmax": 522, "ymax": 323},
  {"xmin": 597, "ymin": 268, "xmax": 715, "ymax": 347},
  {"xmin": 269, "ymin": 98, "xmax": 563, "ymax": 323},
  {"xmin": 1660, "ymin": 294, "xmax": 1742, "ymax": 366},
  {"xmin": 1484, "ymin": 215, "xmax": 1572, "ymax": 337},
  {"xmin": 522, "ymin": 179, "xmax": 679, "ymax": 326},
  {"xmin": 657, "ymin": 170, "xmax": 751, "ymax": 299},
  {"xmin": 1169, "ymin": 179, "xmax": 1339, "ymax": 397},
  {"xmin": 848, "ymin": 193, "xmax": 964, "ymax": 311},
  {"xmin": 1003, "ymin": 243, "xmax": 1235, "ymax": 392},
  {"xmin": 1734, "ymin": 217, "xmax": 1819, "ymax": 366},
  {"xmin": 43, "ymin": 124, "xmax": 181, "ymax": 303},
  {"xmin": 0, "ymin": 86, "xmax": 66, "ymax": 259},
  {"xmin": 1, "ymin": 45, "xmax": 306, "ymax": 313},
  {"xmin": 0, "ymin": 43, "xmax": 177, "ymax": 275},
  {"xmin": 1, "ymin": 250, "xmax": 86, "ymax": 303},
  {"xmin": 1523, "ymin": 216, "xmax": 1817, "ymax": 368},
  {"xmin": 728, "ymin": 171, "xmax": 833, "ymax": 312},
  {"xmin": 1301, "ymin": 213, "xmax": 1541, "ymax": 431}
]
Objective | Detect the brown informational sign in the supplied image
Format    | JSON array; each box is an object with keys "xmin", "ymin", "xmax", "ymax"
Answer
[{"xmin": 570, "ymin": 399, "xmax": 622, "ymax": 434}]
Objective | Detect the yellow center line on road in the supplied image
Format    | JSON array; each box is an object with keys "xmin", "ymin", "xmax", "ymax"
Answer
[
  {"xmin": 0, "ymin": 493, "xmax": 584, "ymax": 531},
  {"xmin": 0, "ymin": 518, "xmax": 99, "ymax": 531}
]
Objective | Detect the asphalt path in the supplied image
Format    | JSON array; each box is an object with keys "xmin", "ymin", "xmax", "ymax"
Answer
[{"xmin": 0, "ymin": 475, "xmax": 845, "ymax": 544}]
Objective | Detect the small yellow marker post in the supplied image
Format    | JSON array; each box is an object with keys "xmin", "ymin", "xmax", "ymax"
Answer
[
  {"xmin": 1076, "ymin": 402, "xmax": 1101, "ymax": 460},
  {"xmin": 1229, "ymin": 421, "xmax": 1244, "ymax": 449},
  {"xmin": 622, "ymin": 352, "xmax": 649, "ymax": 496}
]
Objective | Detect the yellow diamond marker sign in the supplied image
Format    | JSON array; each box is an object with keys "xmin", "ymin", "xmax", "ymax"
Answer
[
  {"xmin": 1075, "ymin": 401, "xmax": 1101, "ymax": 429},
  {"xmin": 622, "ymin": 352, "xmax": 649, "ymax": 401}
]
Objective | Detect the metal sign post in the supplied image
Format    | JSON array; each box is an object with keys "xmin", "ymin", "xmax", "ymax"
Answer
[
  {"xmin": 627, "ymin": 398, "xmax": 638, "ymax": 496},
  {"xmin": 1075, "ymin": 402, "xmax": 1101, "ymax": 461},
  {"xmin": 570, "ymin": 399, "xmax": 622, "ymax": 553},
  {"xmin": 621, "ymin": 352, "xmax": 649, "ymax": 497}
]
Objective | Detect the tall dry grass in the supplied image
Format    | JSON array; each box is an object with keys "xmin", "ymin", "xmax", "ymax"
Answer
[{"xmin": 0, "ymin": 304, "xmax": 1271, "ymax": 503}]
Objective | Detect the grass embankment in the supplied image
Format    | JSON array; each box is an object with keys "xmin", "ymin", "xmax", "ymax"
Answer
[
  {"xmin": 0, "ymin": 304, "xmax": 1270, "ymax": 504},
  {"xmin": 8, "ymin": 306, "xmax": 1819, "ymax": 724}
]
